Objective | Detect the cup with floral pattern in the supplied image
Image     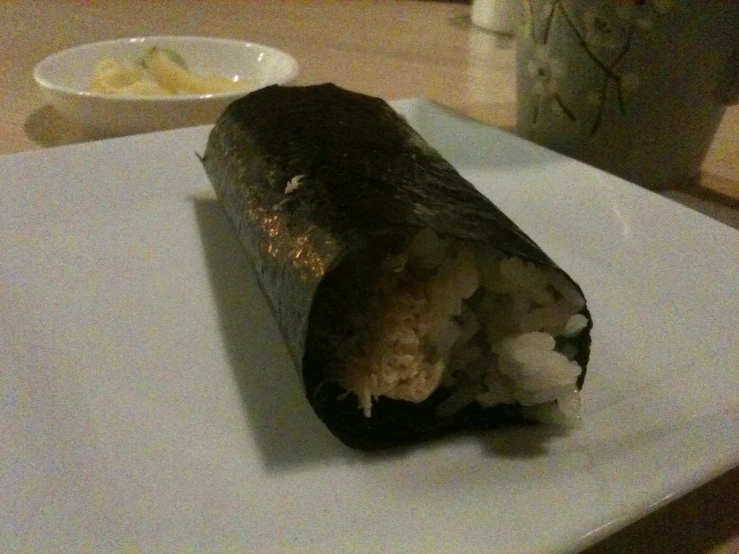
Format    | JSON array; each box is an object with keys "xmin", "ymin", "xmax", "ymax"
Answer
[{"xmin": 515, "ymin": 0, "xmax": 738, "ymax": 190}]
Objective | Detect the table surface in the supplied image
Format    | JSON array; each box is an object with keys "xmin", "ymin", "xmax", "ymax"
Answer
[{"xmin": 1, "ymin": 1, "xmax": 737, "ymax": 552}]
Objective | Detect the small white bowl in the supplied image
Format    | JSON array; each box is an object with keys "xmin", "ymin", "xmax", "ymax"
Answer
[{"xmin": 34, "ymin": 36, "xmax": 299, "ymax": 138}]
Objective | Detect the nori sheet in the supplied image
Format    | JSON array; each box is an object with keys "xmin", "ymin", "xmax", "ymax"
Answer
[{"xmin": 201, "ymin": 84, "xmax": 592, "ymax": 450}]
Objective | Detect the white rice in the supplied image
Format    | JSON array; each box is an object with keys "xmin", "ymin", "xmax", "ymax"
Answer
[{"xmin": 334, "ymin": 228, "xmax": 587, "ymax": 425}]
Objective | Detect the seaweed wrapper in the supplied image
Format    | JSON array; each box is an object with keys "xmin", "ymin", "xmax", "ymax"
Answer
[{"xmin": 202, "ymin": 84, "xmax": 591, "ymax": 450}]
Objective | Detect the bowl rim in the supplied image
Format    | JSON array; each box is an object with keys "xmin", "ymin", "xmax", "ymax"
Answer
[{"xmin": 33, "ymin": 35, "xmax": 299, "ymax": 102}]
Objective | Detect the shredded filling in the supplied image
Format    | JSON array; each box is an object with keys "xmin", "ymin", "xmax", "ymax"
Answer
[{"xmin": 331, "ymin": 228, "xmax": 587, "ymax": 424}]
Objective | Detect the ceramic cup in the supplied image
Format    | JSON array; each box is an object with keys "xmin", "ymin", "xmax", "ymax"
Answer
[
  {"xmin": 471, "ymin": 0, "xmax": 520, "ymax": 35},
  {"xmin": 515, "ymin": 1, "xmax": 739, "ymax": 190}
]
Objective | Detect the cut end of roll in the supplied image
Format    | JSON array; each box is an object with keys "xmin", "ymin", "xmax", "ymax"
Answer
[{"xmin": 332, "ymin": 228, "xmax": 588, "ymax": 422}]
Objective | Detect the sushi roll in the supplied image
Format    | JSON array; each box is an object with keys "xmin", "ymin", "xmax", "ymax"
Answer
[{"xmin": 201, "ymin": 84, "xmax": 592, "ymax": 450}]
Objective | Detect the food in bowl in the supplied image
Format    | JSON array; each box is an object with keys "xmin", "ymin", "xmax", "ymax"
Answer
[
  {"xmin": 33, "ymin": 36, "xmax": 299, "ymax": 137},
  {"xmin": 89, "ymin": 47, "xmax": 257, "ymax": 96},
  {"xmin": 201, "ymin": 84, "xmax": 593, "ymax": 451}
]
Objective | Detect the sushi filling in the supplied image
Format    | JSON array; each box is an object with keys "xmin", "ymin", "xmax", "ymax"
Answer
[{"xmin": 332, "ymin": 228, "xmax": 587, "ymax": 423}]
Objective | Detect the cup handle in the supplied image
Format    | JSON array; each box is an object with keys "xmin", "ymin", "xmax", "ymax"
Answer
[{"xmin": 718, "ymin": 45, "xmax": 739, "ymax": 105}]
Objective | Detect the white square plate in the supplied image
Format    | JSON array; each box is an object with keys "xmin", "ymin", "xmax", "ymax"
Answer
[{"xmin": 2, "ymin": 99, "xmax": 737, "ymax": 553}]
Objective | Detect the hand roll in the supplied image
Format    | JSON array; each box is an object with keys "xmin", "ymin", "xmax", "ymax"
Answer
[{"xmin": 201, "ymin": 84, "xmax": 592, "ymax": 450}]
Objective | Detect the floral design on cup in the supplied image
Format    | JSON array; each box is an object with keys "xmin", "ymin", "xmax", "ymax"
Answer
[
  {"xmin": 520, "ymin": 0, "xmax": 674, "ymax": 135},
  {"xmin": 525, "ymin": 44, "xmax": 574, "ymax": 123}
]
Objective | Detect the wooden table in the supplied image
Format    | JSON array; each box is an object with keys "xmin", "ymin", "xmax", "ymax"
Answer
[{"xmin": 2, "ymin": 1, "xmax": 737, "ymax": 552}]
